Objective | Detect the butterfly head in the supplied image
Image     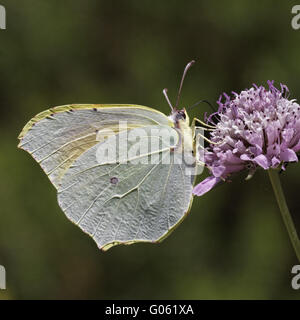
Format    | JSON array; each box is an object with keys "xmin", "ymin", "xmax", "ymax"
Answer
[{"xmin": 169, "ymin": 108, "xmax": 190, "ymax": 129}]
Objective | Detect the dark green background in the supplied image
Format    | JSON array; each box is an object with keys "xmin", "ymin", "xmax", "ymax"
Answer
[{"xmin": 0, "ymin": 0, "xmax": 300, "ymax": 299}]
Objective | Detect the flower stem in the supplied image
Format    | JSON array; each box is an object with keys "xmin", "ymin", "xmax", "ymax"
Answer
[{"xmin": 268, "ymin": 169, "xmax": 300, "ymax": 262}]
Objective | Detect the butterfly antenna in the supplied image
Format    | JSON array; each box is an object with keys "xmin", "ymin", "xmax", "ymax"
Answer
[
  {"xmin": 163, "ymin": 88, "xmax": 175, "ymax": 111},
  {"xmin": 189, "ymin": 99, "xmax": 217, "ymax": 112},
  {"xmin": 175, "ymin": 60, "xmax": 195, "ymax": 109}
]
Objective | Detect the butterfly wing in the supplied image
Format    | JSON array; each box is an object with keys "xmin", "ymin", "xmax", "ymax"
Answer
[
  {"xmin": 18, "ymin": 104, "xmax": 172, "ymax": 188},
  {"xmin": 57, "ymin": 125, "xmax": 196, "ymax": 250}
]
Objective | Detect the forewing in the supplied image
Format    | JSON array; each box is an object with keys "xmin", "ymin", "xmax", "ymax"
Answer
[
  {"xmin": 18, "ymin": 104, "xmax": 171, "ymax": 188},
  {"xmin": 57, "ymin": 125, "xmax": 196, "ymax": 250}
]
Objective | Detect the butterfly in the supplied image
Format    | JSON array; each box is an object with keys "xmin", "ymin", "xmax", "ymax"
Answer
[{"xmin": 18, "ymin": 61, "xmax": 206, "ymax": 251}]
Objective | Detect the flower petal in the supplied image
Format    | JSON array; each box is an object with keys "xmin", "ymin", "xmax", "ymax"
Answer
[
  {"xmin": 211, "ymin": 165, "xmax": 226, "ymax": 177},
  {"xmin": 280, "ymin": 148, "xmax": 298, "ymax": 162},
  {"xmin": 292, "ymin": 140, "xmax": 300, "ymax": 152},
  {"xmin": 271, "ymin": 157, "xmax": 280, "ymax": 168},
  {"xmin": 193, "ymin": 176, "xmax": 221, "ymax": 197},
  {"xmin": 282, "ymin": 128, "xmax": 294, "ymax": 145},
  {"xmin": 240, "ymin": 154, "xmax": 251, "ymax": 161},
  {"xmin": 253, "ymin": 154, "xmax": 269, "ymax": 169}
]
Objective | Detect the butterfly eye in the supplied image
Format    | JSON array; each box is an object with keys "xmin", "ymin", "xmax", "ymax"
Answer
[{"xmin": 175, "ymin": 110, "xmax": 186, "ymax": 121}]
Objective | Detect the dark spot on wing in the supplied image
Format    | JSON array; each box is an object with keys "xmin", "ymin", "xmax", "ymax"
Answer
[{"xmin": 110, "ymin": 177, "xmax": 119, "ymax": 184}]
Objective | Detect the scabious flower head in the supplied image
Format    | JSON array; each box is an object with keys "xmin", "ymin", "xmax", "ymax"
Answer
[{"xmin": 193, "ymin": 81, "xmax": 300, "ymax": 196}]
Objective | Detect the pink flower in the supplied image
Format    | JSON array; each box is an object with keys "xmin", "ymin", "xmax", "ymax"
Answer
[{"xmin": 193, "ymin": 81, "xmax": 300, "ymax": 196}]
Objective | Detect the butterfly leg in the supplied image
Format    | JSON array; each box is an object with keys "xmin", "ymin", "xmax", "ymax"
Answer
[{"xmin": 192, "ymin": 117, "xmax": 216, "ymax": 129}]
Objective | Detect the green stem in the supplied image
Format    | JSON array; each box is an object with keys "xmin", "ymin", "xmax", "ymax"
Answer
[{"xmin": 268, "ymin": 169, "xmax": 300, "ymax": 262}]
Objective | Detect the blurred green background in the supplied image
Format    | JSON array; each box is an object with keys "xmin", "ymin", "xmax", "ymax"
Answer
[{"xmin": 0, "ymin": 0, "xmax": 300, "ymax": 299}]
